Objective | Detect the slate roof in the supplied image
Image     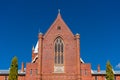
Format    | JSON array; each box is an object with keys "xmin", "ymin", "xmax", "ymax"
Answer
[
  {"xmin": 34, "ymin": 41, "xmax": 39, "ymax": 53},
  {"xmin": 0, "ymin": 70, "xmax": 25, "ymax": 75},
  {"xmin": 1, "ymin": 69, "xmax": 120, "ymax": 75},
  {"xmin": 92, "ymin": 70, "xmax": 120, "ymax": 75}
]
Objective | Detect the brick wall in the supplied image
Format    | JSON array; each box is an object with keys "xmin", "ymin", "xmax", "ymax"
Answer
[
  {"xmin": 25, "ymin": 63, "xmax": 38, "ymax": 80},
  {"xmin": 81, "ymin": 63, "xmax": 92, "ymax": 80}
]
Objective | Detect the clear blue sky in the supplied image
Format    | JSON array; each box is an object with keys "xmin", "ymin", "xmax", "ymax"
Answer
[{"xmin": 0, "ymin": 0, "xmax": 120, "ymax": 70}]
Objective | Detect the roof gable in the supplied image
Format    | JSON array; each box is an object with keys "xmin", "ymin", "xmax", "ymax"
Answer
[{"xmin": 44, "ymin": 12, "xmax": 74, "ymax": 38}]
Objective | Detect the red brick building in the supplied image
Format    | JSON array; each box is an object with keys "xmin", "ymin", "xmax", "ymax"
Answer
[{"xmin": 0, "ymin": 11, "xmax": 120, "ymax": 80}]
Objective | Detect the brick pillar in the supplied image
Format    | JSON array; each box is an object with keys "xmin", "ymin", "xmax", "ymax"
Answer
[
  {"xmin": 38, "ymin": 32, "xmax": 43, "ymax": 80},
  {"xmin": 75, "ymin": 33, "xmax": 81, "ymax": 80},
  {"xmin": 21, "ymin": 62, "xmax": 24, "ymax": 72},
  {"xmin": 97, "ymin": 64, "xmax": 100, "ymax": 72}
]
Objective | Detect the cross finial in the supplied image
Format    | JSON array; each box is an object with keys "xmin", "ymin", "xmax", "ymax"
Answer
[
  {"xmin": 57, "ymin": 9, "xmax": 62, "ymax": 18},
  {"xmin": 58, "ymin": 9, "xmax": 60, "ymax": 14},
  {"xmin": 38, "ymin": 28, "xmax": 43, "ymax": 35},
  {"xmin": 38, "ymin": 28, "xmax": 40, "ymax": 33}
]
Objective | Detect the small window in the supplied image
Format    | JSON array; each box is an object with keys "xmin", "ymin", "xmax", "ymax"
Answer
[
  {"xmin": 4, "ymin": 76, "xmax": 8, "ymax": 80},
  {"xmin": 114, "ymin": 76, "xmax": 116, "ymax": 80},
  {"xmin": 30, "ymin": 69, "xmax": 32, "ymax": 75},
  {"xmin": 80, "ymin": 70, "xmax": 82, "ymax": 76},
  {"xmin": 95, "ymin": 76, "xmax": 98, "ymax": 80},
  {"xmin": 57, "ymin": 26, "xmax": 61, "ymax": 30},
  {"xmin": 36, "ymin": 69, "xmax": 38, "ymax": 75},
  {"xmin": 85, "ymin": 69, "xmax": 87, "ymax": 75}
]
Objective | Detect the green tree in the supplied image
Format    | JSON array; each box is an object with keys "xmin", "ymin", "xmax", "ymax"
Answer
[
  {"xmin": 9, "ymin": 56, "xmax": 18, "ymax": 80},
  {"xmin": 106, "ymin": 60, "xmax": 114, "ymax": 80}
]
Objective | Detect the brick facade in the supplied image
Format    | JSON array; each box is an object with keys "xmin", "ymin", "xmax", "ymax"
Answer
[{"xmin": 0, "ymin": 12, "xmax": 120, "ymax": 80}]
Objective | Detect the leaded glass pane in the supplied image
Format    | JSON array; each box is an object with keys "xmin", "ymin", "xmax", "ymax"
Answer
[
  {"xmin": 58, "ymin": 54, "xmax": 60, "ymax": 64},
  {"xmin": 54, "ymin": 37, "xmax": 64, "ymax": 65}
]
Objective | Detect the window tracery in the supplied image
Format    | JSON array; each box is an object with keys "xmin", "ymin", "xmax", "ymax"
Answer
[{"xmin": 54, "ymin": 37, "xmax": 64, "ymax": 65}]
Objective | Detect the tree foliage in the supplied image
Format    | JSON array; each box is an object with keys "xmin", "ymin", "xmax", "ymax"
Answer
[
  {"xmin": 9, "ymin": 56, "xmax": 18, "ymax": 80},
  {"xmin": 106, "ymin": 60, "xmax": 114, "ymax": 80}
]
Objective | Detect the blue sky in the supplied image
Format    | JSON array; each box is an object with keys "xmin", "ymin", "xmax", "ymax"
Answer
[{"xmin": 0, "ymin": 0, "xmax": 120, "ymax": 70}]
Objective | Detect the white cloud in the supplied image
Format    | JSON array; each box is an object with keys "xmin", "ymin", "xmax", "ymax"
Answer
[{"xmin": 115, "ymin": 63, "xmax": 120, "ymax": 69}]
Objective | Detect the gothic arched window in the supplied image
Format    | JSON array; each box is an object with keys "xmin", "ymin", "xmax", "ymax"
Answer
[{"xmin": 54, "ymin": 37, "xmax": 64, "ymax": 65}]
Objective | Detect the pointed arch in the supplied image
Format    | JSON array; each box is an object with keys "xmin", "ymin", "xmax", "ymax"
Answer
[{"xmin": 54, "ymin": 37, "xmax": 64, "ymax": 65}]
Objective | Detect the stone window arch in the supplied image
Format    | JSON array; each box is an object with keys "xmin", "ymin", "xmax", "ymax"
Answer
[{"xmin": 54, "ymin": 37, "xmax": 64, "ymax": 65}]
